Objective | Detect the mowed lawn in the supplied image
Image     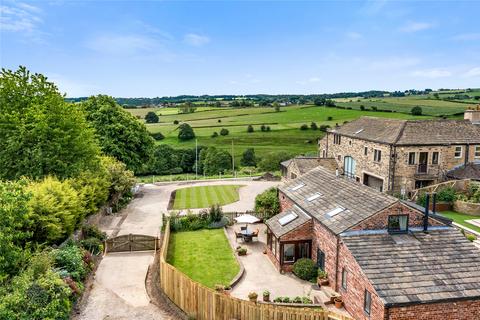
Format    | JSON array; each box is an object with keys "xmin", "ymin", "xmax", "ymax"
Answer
[
  {"xmin": 439, "ymin": 211, "xmax": 480, "ymax": 233},
  {"xmin": 173, "ymin": 185, "xmax": 242, "ymax": 209},
  {"xmin": 167, "ymin": 229, "xmax": 240, "ymax": 288}
]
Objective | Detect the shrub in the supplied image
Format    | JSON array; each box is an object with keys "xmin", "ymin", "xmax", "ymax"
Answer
[
  {"xmin": 145, "ymin": 111, "xmax": 159, "ymax": 123},
  {"xmin": 266, "ymin": 126, "xmax": 271, "ymax": 131},
  {"xmin": 247, "ymin": 125, "xmax": 254, "ymax": 133},
  {"xmin": 360, "ymin": 105, "xmax": 365, "ymax": 111},
  {"xmin": 150, "ymin": 132, "xmax": 165, "ymax": 140},
  {"xmin": 292, "ymin": 258, "xmax": 317, "ymax": 281},
  {"xmin": 293, "ymin": 296, "xmax": 302, "ymax": 303},
  {"xmin": 80, "ymin": 237, "xmax": 104, "ymax": 254},
  {"xmin": 466, "ymin": 234, "xmax": 477, "ymax": 242},
  {"xmin": 255, "ymin": 188, "xmax": 280, "ymax": 219},
  {"xmin": 211, "ymin": 131, "xmax": 218, "ymax": 138},
  {"xmin": 437, "ymin": 187, "xmax": 457, "ymax": 203},
  {"xmin": 178, "ymin": 123, "xmax": 195, "ymax": 141},
  {"xmin": 261, "ymin": 124, "xmax": 266, "ymax": 132},
  {"xmin": 300, "ymin": 124, "xmax": 309, "ymax": 130},
  {"xmin": 241, "ymin": 148, "xmax": 257, "ymax": 167},
  {"xmin": 237, "ymin": 247, "xmax": 247, "ymax": 255},
  {"xmin": 319, "ymin": 124, "xmax": 330, "ymax": 132},
  {"xmin": 302, "ymin": 297, "xmax": 313, "ymax": 304},
  {"xmin": 371, "ymin": 106, "xmax": 378, "ymax": 111},
  {"xmin": 173, "ymin": 120, "xmax": 179, "ymax": 124},
  {"xmin": 219, "ymin": 128, "xmax": 229, "ymax": 136},
  {"xmin": 218, "ymin": 119, "xmax": 222, "ymax": 123},
  {"xmin": 282, "ymin": 297, "xmax": 291, "ymax": 303},
  {"xmin": 310, "ymin": 122, "xmax": 318, "ymax": 130},
  {"xmin": 81, "ymin": 224, "xmax": 107, "ymax": 241},
  {"xmin": 411, "ymin": 106, "xmax": 423, "ymax": 115},
  {"xmin": 258, "ymin": 151, "xmax": 292, "ymax": 172},
  {"xmin": 273, "ymin": 297, "xmax": 283, "ymax": 303},
  {"xmin": 51, "ymin": 245, "xmax": 87, "ymax": 282},
  {"xmin": 327, "ymin": 116, "xmax": 333, "ymax": 121}
]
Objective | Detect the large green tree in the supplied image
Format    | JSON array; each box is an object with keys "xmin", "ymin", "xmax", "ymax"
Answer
[
  {"xmin": 81, "ymin": 95, "xmax": 154, "ymax": 172},
  {"xmin": 241, "ymin": 148, "xmax": 257, "ymax": 167},
  {"xmin": 201, "ymin": 147, "xmax": 232, "ymax": 175},
  {"xmin": 0, "ymin": 67, "xmax": 100, "ymax": 180},
  {"xmin": 178, "ymin": 123, "xmax": 196, "ymax": 141}
]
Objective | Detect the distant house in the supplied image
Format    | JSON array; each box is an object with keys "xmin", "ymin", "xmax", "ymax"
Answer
[
  {"xmin": 318, "ymin": 112, "xmax": 480, "ymax": 193},
  {"xmin": 447, "ymin": 162, "xmax": 480, "ymax": 181},
  {"xmin": 265, "ymin": 166, "xmax": 480, "ymax": 320},
  {"xmin": 280, "ymin": 156, "xmax": 337, "ymax": 180}
]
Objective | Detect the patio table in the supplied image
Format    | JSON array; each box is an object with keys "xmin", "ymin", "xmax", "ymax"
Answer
[{"xmin": 240, "ymin": 229, "xmax": 253, "ymax": 242}]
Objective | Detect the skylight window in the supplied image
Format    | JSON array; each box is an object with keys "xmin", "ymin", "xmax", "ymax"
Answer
[
  {"xmin": 279, "ymin": 212, "xmax": 298, "ymax": 226},
  {"xmin": 306, "ymin": 192, "xmax": 322, "ymax": 202},
  {"xmin": 354, "ymin": 128, "xmax": 364, "ymax": 135},
  {"xmin": 290, "ymin": 183, "xmax": 305, "ymax": 191},
  {"xmin": 326, "ymin": 207, "xmax": 345, "ymax": 217}
]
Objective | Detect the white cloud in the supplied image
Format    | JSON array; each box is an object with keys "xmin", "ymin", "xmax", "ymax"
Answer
[
  {"xmin": 399, "ymin": 21, "xmax": 434, "ymax": 33},
  {"xmin": 86, "ymin": 34, "xmax": 159, "ymax": 55},
  {"xmin": 346, "ymin": 32, "xmax": 363, "ymax": 40},
  {"xmin": 452, "ymin": 33, "xmax": 480, "ymax": 41},
  {"xmin": 464, "ymin": 67, "xmax": 480, "ymax": 78},
  {"xmin": 0, "ymin": 4, "xmax": 42, "ymax": 32},
  {"xmin": 410, "ymin": 68, "xmax": 452, "ymax": 79},
  {"xmin": 183, "ymin": 33, "xmax": 210, "ymax": 46}
]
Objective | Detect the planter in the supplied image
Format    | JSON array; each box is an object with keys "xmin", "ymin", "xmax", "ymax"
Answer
[
  {"xmin": 317, "ymin": 277, "xmax": 329, "ymax": 287},
  {"xmin": 263, "ymin": 294, "xmax": 270, "ymax": 302},
  {"xmin": 454, "ymin": 200, "xmax": 480, "ymax": 216},
  {"xmin": 334, "ymin": 297, "xmax": 343, "ymax": 308}
]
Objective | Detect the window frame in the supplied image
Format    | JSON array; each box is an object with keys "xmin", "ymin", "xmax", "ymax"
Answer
[
  {"xmin": 364, "ymin": 290, "xmax": 372, "ymax": 315},
  {"xmin": 432, "ymin": 151, "xmax": 439, "ymax": 164},
  {"xmin": 364, "ymin": 146, "xmax": 368, "ymax": 156},
  {"xmin": 373, "ymin": 149, "xmax": 382, "ymax": 162},
  {"xmin": 475, "ymin": 146, "xmax": 480, "ymax": 158},
  {"xmin": 333, "ymin": 134, "xmax": 341, "ymax": 145},
  {"xmin": 341, "ymin": 268, "xmax": 347, "ymax": 290},
  {"xmin": 388, "ymin": 214, "xmax": 409, "ymax": 234},
  {"xmin": 408, "ymin": 152, "xmax": 416, "ymax": 165},
  {"xmin": 454, "ymin": 146, "xmax": 463, "ymax": 158}
]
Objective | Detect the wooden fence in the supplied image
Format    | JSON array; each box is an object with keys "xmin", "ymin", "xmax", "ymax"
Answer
[
  {"xmin": 159, "ymin": 220, "xmax": 352, "ymax": 320},
  {"xmin": 410, "ymin": 179, "xmax": 471, "ymax": 200}
]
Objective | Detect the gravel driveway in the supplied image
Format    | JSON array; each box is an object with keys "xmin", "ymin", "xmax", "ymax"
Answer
[{"xmin": 75, "ymin": 178, "xmax": 279, "ymax": 320}]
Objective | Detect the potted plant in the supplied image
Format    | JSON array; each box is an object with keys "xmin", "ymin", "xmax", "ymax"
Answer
[
  {"xmin": 317, "ymin": 269, "xmax": 329, "ymax": 287},
  {"xmin": 215, "ymin": 284, "xmax": 225, "ymax": 293},
  {"xmin": 263, "ymin": 290, "xmax": 270, "ymax": 302},
  {"xmin": 237, "ymin": 247, "xmax": 247, "ymax": 256},
  {"xmin": 224, "ymin": 286, "xmax": 232, "ymax": 296},
  {"xmin": 248, "ymin": 292, "xmax": 258, "ymax": 302},
  {"xmin": 334, "ymin": 297, "xmax": 343, "ymax": 308}
]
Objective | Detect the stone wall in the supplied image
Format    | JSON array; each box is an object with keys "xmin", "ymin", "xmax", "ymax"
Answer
[
  {"xmin": 387, "ymin": 299, "xmax": 480, "ymax": 320},
  {"xmin": 453, "ymin": 200, "xmax": 480, "ymax": 216},
  {"xmin": 311, "ymin": 219, "xmax": 338, "ymax": 286},
  {"xmin": 279, "ymin": 191, "xmax": 294, "ymax": 212},
  {"xmin": 349, "ymin": 202, "xmax": 445, "ymax": 231}
]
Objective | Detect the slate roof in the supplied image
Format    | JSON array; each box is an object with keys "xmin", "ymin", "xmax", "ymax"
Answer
[
  {"xmin": 330, "ymin": 116, "xmax": 480, "ymax": 145},
  {"xmin": 279, "ymin": 166, "xmax": 398, "ymax": 235},
  {"xmin": 343, "ymin": 229, "xmax": 480, "ymax": 306},
  {"xmin": 266, "ymin": 205, "xmax": 312, "ymax": 238},
  {"xmin": 281, "ymin": 157, "xmax": 337, "ymax": 175},
  {"xmin": 446, "ymin": 162, "xmax": 480, "ymax": 181}
]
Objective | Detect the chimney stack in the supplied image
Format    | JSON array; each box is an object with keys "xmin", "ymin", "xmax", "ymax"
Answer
[
  {"xmin": 465, "ymin": 105, "xmax": 480, "ymax": 125},
  {"xmin": 424, "ymin": 193, "xmax": 430, "ymax": 232}
]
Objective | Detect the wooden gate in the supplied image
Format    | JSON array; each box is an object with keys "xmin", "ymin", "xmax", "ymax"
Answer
[{"xmin": 105, "ymin": 234, "xmax": 159, "ymax": 253}]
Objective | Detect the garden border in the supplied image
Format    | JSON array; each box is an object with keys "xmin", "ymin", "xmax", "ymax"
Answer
[{"xmin": 223, "ymin": 227, "xmax": 245, "ymax": 289}]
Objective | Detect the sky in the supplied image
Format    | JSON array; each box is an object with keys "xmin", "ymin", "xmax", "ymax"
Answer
[{"xmin": 1, "ymin": 0, "xmax": 479, "ymax": 97}]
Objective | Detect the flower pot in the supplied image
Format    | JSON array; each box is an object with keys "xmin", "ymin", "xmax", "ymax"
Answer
[
  {"xmin": 320, "ymin": 279, "xmax": 329, "ymax": 286},
  {"xmin": 334, "ymin": 298, "xmax": 343, "ymax": 308},
  {"xmin": 263, "ymin": 294, "xmax": 270, "ymax": 302}
]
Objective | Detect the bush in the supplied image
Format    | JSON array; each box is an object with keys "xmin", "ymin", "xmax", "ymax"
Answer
[
  {"xmin": 310, "ymin": 122, "xmax": 318, "ymax": 130},
  {"xmin": 173, "ymin": 120, "xmax": 179, "ymax": 124},
  {"xmin": 300, "ymin": 124, "xmax": 308, "ymax": 130},
  {"xmin": 260, "ymin": 124, "xmax": 266, "ymax": 132},
  {"xmin": 437, "ymin": 187, "xmax": 456, "ymax": 203},
  {"xmin": 266, "ymin": 126, "xmax": 271, "ymax": 131},
  {"xmin": 411, "ymin": 106, "xmax": 423, "ymax": 115},
  {"xmin": 292, "ymin": 258, "xmax": 317, "ymax": 281},
  {"xmin": 80, "ymin": 238, "xmax": 104, "ymax": 254},
  {"xmin": 319, "ymin": 124, "xmax": 330, "ymax": 132},
  {"xmin": 258, "ymin": 151, "xmax": 292, "ymax": 172},
  {"xmin": 82, "ymin": 224, "xmax": 107, "ymax": 241},
  {"xmin": 360, "ymin": 105, "xmax": 365, "ymax": 111},
  {"xmin": 247, "ymin": 125, "xmax": 254, "ymax": 133},
  {"xmin": 466, "ymin": 234, "xmax": 477, "ymax": 242},
  {"xmin": 178, "ymin": 123, "xmax": 195, "ymax": 141},
  {"xmin": 327, "ymin": 116, "xmax": 333, "ymax": 121},
  {"xmin": 241, "ymin": 148, "xmax": 257, "ymax": 167},
  {"xmin": 150, "ymin": 132, "xmax": 165, "ymax": 140},
  {"xmin": 51, "ymin": 245, "xmax": 87, "ymax": 282},
  {"xmin": 219, "ymin": 128, "xmax": 229, "ymax": 136},
  {"xmin": 211, "ymin": 131, "xmax": 218, "ymax": 138},
  {"xmin": 255, "ymin": 187, "xmax": 280, "ymax": 219},
  {"xmin": 145, "ymin": 111, "xmax": 159, "ymax": 123}
]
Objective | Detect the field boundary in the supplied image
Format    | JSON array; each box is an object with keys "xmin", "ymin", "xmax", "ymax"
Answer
[{"xmin": 159, "ymin": 220, "xmax": 352, "ymax": 320}]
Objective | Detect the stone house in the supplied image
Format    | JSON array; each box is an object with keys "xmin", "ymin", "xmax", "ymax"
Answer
[
  {"xmin": 265, "ymin": 166, "xmax": 480, "ymax": 320},
  {"xmin": 280, "ymin": 156, "xmax": 337, "ymax": 180},
  {"xmin": 318, "ymin": 114, "xmax": 480, "ymax": 194}
]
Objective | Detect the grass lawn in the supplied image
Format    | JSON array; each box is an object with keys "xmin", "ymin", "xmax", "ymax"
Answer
[
  {"xmin": 167, "ymin": 229, "xmax": 239, "ymax": 288},
  {"xmin": 439, "ymin": 211, "xmax": 480, "ymax": 233},
  {"xmin": 173, "ymin": 185, "xmax": 242, "ymax": 209}
]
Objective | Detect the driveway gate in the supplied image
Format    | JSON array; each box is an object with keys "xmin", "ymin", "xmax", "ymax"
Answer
[{"xmin": 105, "ymin": 234, "xmax": 159, "ymax": 253}]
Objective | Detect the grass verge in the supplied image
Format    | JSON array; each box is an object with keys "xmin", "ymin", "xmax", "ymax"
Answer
[{"xmin": 439, "ymin": 210, "xmax": 480, "ymax": 233}]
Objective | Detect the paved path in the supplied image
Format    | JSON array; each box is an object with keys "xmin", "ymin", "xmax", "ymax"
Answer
[{"xmin": 76, "ymin": 179, "xmax": 278, "ymax": 320}]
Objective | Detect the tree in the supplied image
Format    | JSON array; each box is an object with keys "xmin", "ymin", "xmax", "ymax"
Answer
[
  {"xmin": 310, "ymin": 122, "xmax": 318, "ymax": 130},
  {"xmin": 300, "ymin": 124, "xmax": 309, "ymax": 130},
  {"xmin": 314, "ymin": 97, "xmax": 326, "ymax": 106},
  {"xmin": 258, "ymin": 151, "xmax": 292, "ymax": 171},
  {"xmin": 254, "ymin": 187, "xmax": 280, "ymax": 219},
  {"xmin": 178, "ymin": 123, "xmax": 196, "ymax": 141},
  {"xmin": 149, "ymin": 144, "xmax": 180, "ymax": 174},
  {"xmin": 179, "ymin": 101, "xmax": 196, "ymax": 114},
  {"xmin": 220, "ymin": 128, "xmax": 229, "ymax": 136},
  {"xmin": 101, "ymin": 156, "xmax": 135, "ymax": 211},
  {"xmin": 325, "ymin": 99, "xmax": 336, "ymax": 107},
  {"xmin": 261, "ymin": 125, "xmax": 267, "ymax": 132},
  {"xmin": 201, "ymin": 147, "xmax": 232, "ymax": 175},
  {"xmin": 0, "ymin": 180, "xmax": 32, "ymax": 281},
  {"xmin": 273, "ymin": 102, "xmax": 281, "ymax": 112},
  {"xmin": 145, "ymin": 111, "xmax": 159, "ymax": 123},
  {"xmin": 0, "ymin": 67, "xmax": 101, "ymax": 180},
  {"xmin": 81, "ymin": 95, "xmax": 154, "ymax": 173},
  {"xmin": 211, "ymin": 132, "xmax": 218, "ymax": 138},
  {"xmin": 411, "ymin": 106, "xmax": 423, "ymax": 115},
  {"xmin": 241, "ymin": 148, "xmax": 257, "ymax": 167},
  {"xmin": 247, "ymin": 125, "xmax": 254, "ymax": 133}
]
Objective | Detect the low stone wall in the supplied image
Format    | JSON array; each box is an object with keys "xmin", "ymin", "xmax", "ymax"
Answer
[{"xmin": 454, "ymin": 200, "xmax": 480, "ymax": 216}]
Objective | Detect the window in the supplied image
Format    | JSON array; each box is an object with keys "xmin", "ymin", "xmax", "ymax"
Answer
[
  {"xmin": 364, "ymin": 147, "xmax": 368, "ymax": 156},
  {"xmin": 333, "ymin": 134, "xmax": 341, "ymax": 145},
  {"xmin": 316, "ymin": 249, "xmax": 325, "ymax": 270},
  {"xmin": 326, "ymin": 207, "xmax": 345, "ymax": 217},
  {"xmin": 475, "ymin": 146, "xmax": 480, "ymax": 158},
  {"xmin": 291, "ymin": 183, "xmax": 305, "ymax": 191},
  {"xmin": 374, "ymin": 149, "xmax": 382, "ymax": 162},
  {"xmin": 290, "ymin": 172, "xmax": 297, "ymax": 179},
  {"xmin": 388, "ymin": 215, "xmax": 409, "ymax": 233},
  {"xmin": 279, "ymin": 212, "xmax": 298, "ymax": 226},
  {"xmin": 299, "ymin": 242, "xmax": 310, "ymax": 259},
  {"xmin": 342, "ymin": 268, "xmax": 347, "ymax": 290},
  {"xmin": 432, "ymin": 152, "xmax": 439, "ymax": 164},
  {"xmin": 454, "ymin": 146, "xmax": 462, "ymax": 158},
  {"xmin": 408, "ymin": 152, "xmax": 416, "ymax": 165},
  {"xmin": 364, "ymin": 290, "xmax": 372, "ymax": 315},
  {"xmin": 337, "ymin": 155, "xmax": 342, "ymax": 162},
  {"xmin": 306, "ymin": 192, "xmax": 322, "ymax": 202},
  {"xmin": 283, "ymin": 244, "xmax": 295, "ymax": 263}
]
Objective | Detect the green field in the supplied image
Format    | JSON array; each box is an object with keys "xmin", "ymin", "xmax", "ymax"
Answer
[
  {"xmin": 439, "ymin": 211, "xmax": 480, "ymax": 233},
  {"xmin": 173, "ymin": 185, "xmax": 242, "ymax": 209},
  {"xmin": 167, "ymin": 229, "xmax": 240, "ymax": 288},
  {"xmin": 128, "ymin": 104, "xmax": 430, "ymax": 159}
]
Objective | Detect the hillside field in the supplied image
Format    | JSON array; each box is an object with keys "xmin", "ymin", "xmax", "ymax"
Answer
[{"xmin": 127, "ymin": 104, "xmax": 432, "ymax": 159}]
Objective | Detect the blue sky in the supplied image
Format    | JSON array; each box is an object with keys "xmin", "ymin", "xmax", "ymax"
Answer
[{"xmin": 1, "ymin": 0, "xmax": 479, "ymax": 97}]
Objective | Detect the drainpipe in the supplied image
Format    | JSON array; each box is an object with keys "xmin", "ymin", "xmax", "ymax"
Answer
[
  {"xmin": 326, "ymin": 132, "xmax": 329, "ymax": 157},
  {"xmin": 465, "ymin": 144, "xmax": 469, "ymax": 165},
  {"xmin": 391, "ymin": 145, "xmax": 397, "ymax": 193},
  {"xmin": 335, "ymin": 237, "xmax": 340, "ymax": 292}
]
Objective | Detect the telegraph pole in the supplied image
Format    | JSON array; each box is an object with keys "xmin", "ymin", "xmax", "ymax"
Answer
[
  {"xmin": 232, "ymin": 139, "xmax": 235, "ymax": 177},
  {"xmin": 195, "ymin": 138, "xmax": 198, "ymax": 179}
]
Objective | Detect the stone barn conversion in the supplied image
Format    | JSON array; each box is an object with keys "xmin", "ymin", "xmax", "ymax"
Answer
[{"xmin": 266, "ymin": 166, "xmax": 480, "ymax": 320}]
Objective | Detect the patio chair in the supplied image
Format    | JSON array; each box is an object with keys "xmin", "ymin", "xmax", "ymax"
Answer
[
  {"xmin": 235, "ymin": 231, "xmax": 244, "ymax": 242},
  {"xmin": 251, "ymin": 229, "xmax": 259, "ymax": 240}
]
